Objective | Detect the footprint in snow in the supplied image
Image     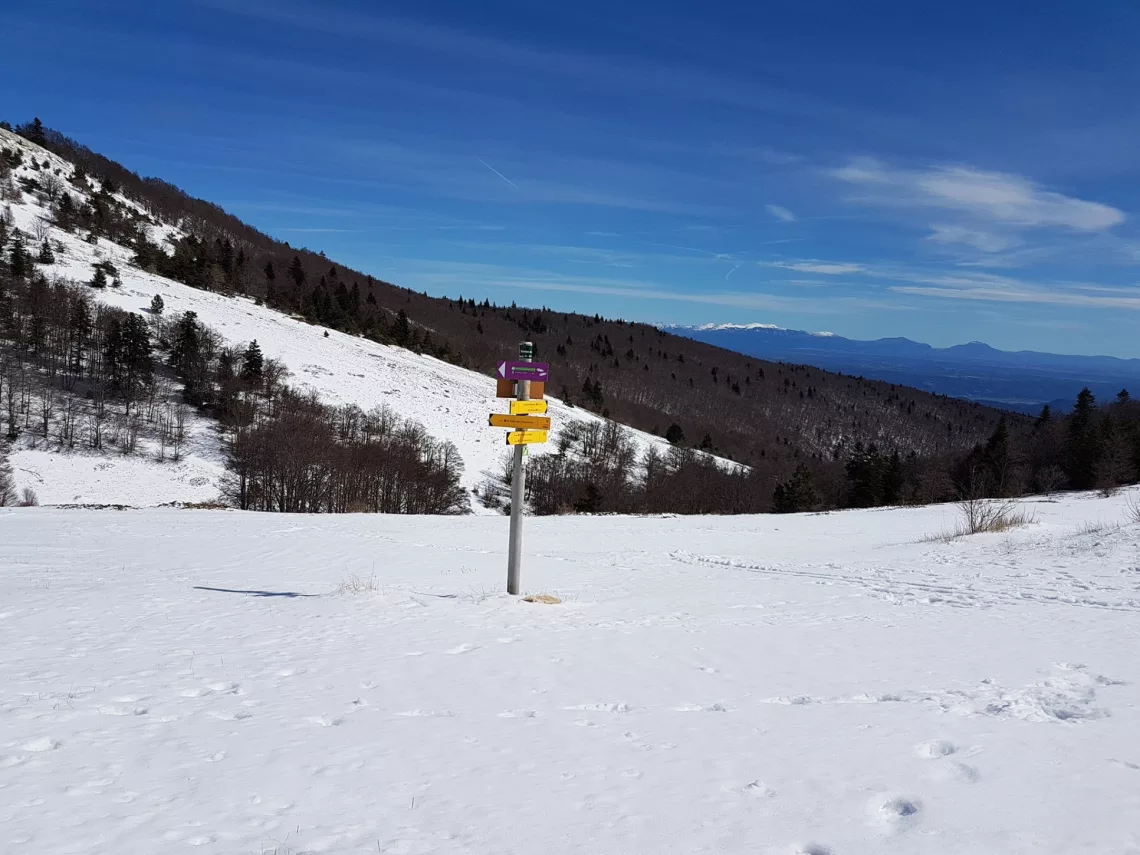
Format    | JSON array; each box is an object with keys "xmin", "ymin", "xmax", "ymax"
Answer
[
  {"xmin": 743, "ymin": 780, "xmax": 775, "ymax": 797},
  {"xmin": 915, "ymin": 739, "xmax": 957, "ymax": 759},
  {"xmin": 21, "ymin": 737, "xmax": 60, "ymax": 752},
  {"xmin": 99, "ymin": 704, "xmax": 149, "ymax": 716},
  {"xmin": 397, "ymin": 709, "xmax": 454, "ymax": 718},
  {"xmin": 209, "ymin": 710, "xmax": 252, "ymax": 721},
  {"xmin": 564, "ymin": 703, "xmax": 632, "ymax": 713},
  {"xmin": 446, "ymin": 644, "xmax": 477, "ymax": 655},
  {"xmin": 869, "ymin": 795, "xmax": 922, "ymax": 832}
]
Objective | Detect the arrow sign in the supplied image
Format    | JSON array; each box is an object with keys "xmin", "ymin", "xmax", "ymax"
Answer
[
  {"xmin": 506, "ymin": 429, "xmax": 548, "ymax": 446},
  {"xmin": 489, "ymin": 414, "xmax": 552, "ymax": 431},
  {"xmin": 497, "ymin": 361, "xmax": 550, "ymax": 382},
  {"xmin": 510, "ymin": 399, "xmax": 548, "ymax": 416}
]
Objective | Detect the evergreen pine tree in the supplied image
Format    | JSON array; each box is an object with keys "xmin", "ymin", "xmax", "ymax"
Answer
[
  {"xmin": 68, "ymin": 298, "xmax": 92, "ymax": 373},
  {"xmin": 37, "ymin": 239, "xmax": 54, "ymax": 264},
  {"xmin": 665, "ymin": 423, "xmax": 686, "ymax": 445},
  {"xmin": 149, "ymin": 294, "xmax": 164, "ymax": 315},
  {"xmin": 883, "ymin": 449, "xmax": 905, "ymax": 504},
  {"xmin": 90, "ymin": 266, "xmax": 108, "ymax": 288},
  {"xmin": 120, "ymin": 313, "xmax": 153, "ymax": 413},
  {"xmin": 241, "ymin": 340, "xmax": 264, "ymax": 382},
  {"xmin": 1065, "ymin": 388, "xmax": 1100, "ymax": 490},
  {"xmin": 288, "ymin": 255, "xmax": 305, "ymax": 289},
  {"xmin": 8, "ymin": 232, "xmax": 28, "ymax": 278},
  {"xmin": 773, "ymin": 463, "xmax": 817, "ymax": 513},
  {"xmin": 982, "ymin": 417, "xmax": 1012, "ymax": 495},
  {"xmin": 19, "ymin": 117, "xmax": 47, "ymax": 146},
  {"xmin": 845, "ymin": 442, "xmax": 886, "ymax": 507},
  {"xmin": 393, "ymin": 309, "xmax": 411, "ymax": 346}
]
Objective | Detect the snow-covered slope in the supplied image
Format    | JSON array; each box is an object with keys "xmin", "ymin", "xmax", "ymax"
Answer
[
  {"xmin": 2, "ymin": 489, "xmax": 1139, "ymax": 853},
  {"xmin": 1, "ymin": 127, "xmax": 698, "ymax": 508}
]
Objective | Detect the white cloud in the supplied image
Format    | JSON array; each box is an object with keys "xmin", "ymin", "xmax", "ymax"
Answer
[
  {"xmin": 889, "ymin": 282, "xmax": 1140, "ymax": 310},
  {"xmin": 831, "ymin": 158, "xmax": 1124, "ymax": 232},
  {"xmin": 926, "ymin": 225, "xmax": 1021, "ymax": 253},
  {"xmin": 765, "ymin": 204, "xmax": 797, "ymax": 222},
  {"xmin": 767, "ymin": 260, "xmax": 864, "ymax": 275}
]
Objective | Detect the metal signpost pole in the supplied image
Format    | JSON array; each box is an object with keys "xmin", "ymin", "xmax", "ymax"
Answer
[{"xmin": 506, "ymin": 341, "xmax": 533, "ymax": 595}]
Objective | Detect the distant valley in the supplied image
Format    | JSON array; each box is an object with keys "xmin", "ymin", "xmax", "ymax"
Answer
[{"xmin": 668, "ymin": 324, "xmax": 1140, "ymax": 414}]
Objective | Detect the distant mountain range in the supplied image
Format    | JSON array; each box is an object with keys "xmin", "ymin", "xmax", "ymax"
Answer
[{"xmin": 666, "ymin": 324, "xmax": 1140, "ymax": 414}]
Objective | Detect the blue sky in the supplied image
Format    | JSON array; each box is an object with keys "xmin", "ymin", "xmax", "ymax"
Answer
[{"xmin": 4, "ymin": 1, "xmax": 1140, "ymax": 357}]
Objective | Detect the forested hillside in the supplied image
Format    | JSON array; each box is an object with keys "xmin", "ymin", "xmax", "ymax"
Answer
[
  {"xmin": 9, "ymin": 125, "xmax": 1009, "ymax": 444},
  {"xmin": 3, "ymin": 118, "xmax": 1138, "ymax": 514}
]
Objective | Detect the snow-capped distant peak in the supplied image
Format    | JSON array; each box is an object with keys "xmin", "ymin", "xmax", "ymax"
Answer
[
  {"xmin": 661, "ymin": 322, "xmax": 787, "ymax": 332},
  {"xmin": 811, "ymin": 331, "xmax": 836, "ymax": 337},
  {"xmin": 696, "ymin": 322, "xmax": 785, "ymax": 332}
]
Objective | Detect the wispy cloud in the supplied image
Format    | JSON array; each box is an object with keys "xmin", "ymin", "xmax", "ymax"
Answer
[
  {"xmin": 766, "ymin": 260, "xmax": 864, "ymax": 275},
  {"xmin": 926, "ymin": 224, "xmax": 1021, "ymax": 253},
  {"xmin": 830, "ymin": 157, "xmax": 1125, "ymax": 231},
  {"xmin": 205, "ymin": 0, "xmax": 853, "ymax": 123},
  {"xmin": 765, "ymin": 204, "xmax": 797, "ymax": 222},
  {"xmin": 891, "ymin": 283, "xmax": 1140, "ymax": 310}
]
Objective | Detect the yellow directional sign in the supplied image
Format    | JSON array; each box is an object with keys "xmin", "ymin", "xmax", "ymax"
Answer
[
  {"xmin": 489, "ymin": 414, "xmax": 552, "ymax": 430},
  {"xmin": 510, "ymin": 399, "xmax": 548, "ymax": 416},
  {"xmin": 506, "ymin": 429, "xmax": 548, "ymax": 446}
]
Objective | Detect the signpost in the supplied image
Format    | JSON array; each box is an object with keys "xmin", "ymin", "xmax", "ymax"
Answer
[
  {"xmin": 497, "ymin": 360, "xmax": 550, "ymax": 382},
  {"xmin": 510, "ymin": 399, "xmax": 548, "ymax": 416},
  {"xmin": 488, "ymin": 341, "xmax": 551, "ymax": 595},
  {"xmin": 489, "ymin": 414, "xmax": 552, "ymax": 431},
  {"xmin": 506, "ymin": 430, "xmax": 548, "ymax": 446}
]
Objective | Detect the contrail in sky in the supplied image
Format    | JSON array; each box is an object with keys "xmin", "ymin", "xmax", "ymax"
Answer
[{"xmin": 476, "ymin": 157, "xmax": 518, "ymax": 189}]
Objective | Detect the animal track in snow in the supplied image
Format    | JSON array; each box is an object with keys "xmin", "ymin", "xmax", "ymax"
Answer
[
  {"xmin": 497, "ymin": 709, "xmax": 538, "ymax": 718},
  {"xmin": 929, "ymin": 761, "xmax": 981, "ymax": 783},
  {"xmin": 743, "ymin": 780, "xmax": 775, "ymax": 797},
  {"xmin": 870, "ymin": 795, "xmax": 922, "ymax": 832},
  {"xmin": 916, "ymin": 739, "xmax": 957, "ymax": 759},
  {"xmin": 676, "ymin": 702, "xmax": 728, "ymax": 713},
  {"xmin": 397, "ymin": 709, "xmax": 454, "ymax": 718},
  {"xmin": 564, "ymin": 702, "xmax": 632, "ymax": 713},
  {"xmin": 446, "ymin": 643, "xmax": 478, "ymax": 655},
  {"xmin": 98, "ymin": 704, "xmax": 149, "ymax": 716},
  {"xmin": 209, "ymin": 710, "xmax": 252, "ymax": 721},
  {"xmin": 21, "ymin": 737, "xmax": 60, "ymax": 752}
]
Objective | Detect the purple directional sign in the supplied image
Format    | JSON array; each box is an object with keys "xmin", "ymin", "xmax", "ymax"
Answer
[{"xmin": 497, "ymin": 360, "xmax": 550, "ymax": 382}]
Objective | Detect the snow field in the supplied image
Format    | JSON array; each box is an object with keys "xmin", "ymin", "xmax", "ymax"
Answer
[{"xmin": 2, "ymin": 490, "xmax": 1140, "ymax": 853}]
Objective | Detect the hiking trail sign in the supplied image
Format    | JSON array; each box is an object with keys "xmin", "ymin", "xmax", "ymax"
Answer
[
  {"xmin": 497, "ymin": 360, "xmax": 549, "ymax": 382},
  {"xmin": 491, "ymin": 342, "xmax": 552, "ymax": 595}
]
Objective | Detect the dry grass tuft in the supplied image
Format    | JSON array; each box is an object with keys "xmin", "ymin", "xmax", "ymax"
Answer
[
  {"xmin": 522, "ymin": 594, "xmax": 561, "ymax": 604},
  {"xmin": 1127, "ymin": 494, "xmax": 1140, "ymax": 525},
  {"xmin": 958, "ymin": 498, "xmax": 1036, "ymax": 535},
  {"xmin": 921, "ymin": 498, "xmax": 1037, "ymax": 543},
  {"xmin": 337, "ymin": 573, "xmax": 380, "ymax": 595}
]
